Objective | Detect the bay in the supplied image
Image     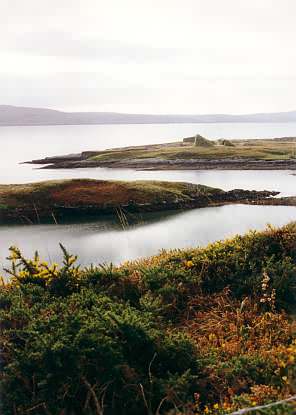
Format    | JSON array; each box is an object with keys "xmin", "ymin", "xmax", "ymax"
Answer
[{"xmin": 1, "ymin": 122, "xmax": 296, "ymax": 270}]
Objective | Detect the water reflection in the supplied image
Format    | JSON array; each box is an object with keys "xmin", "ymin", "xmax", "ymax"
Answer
[{"xmin": 1, "ymin": 204, "xmax": 296, "ymax": 270}]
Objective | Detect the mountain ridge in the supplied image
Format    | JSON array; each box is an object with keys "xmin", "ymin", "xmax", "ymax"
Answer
[{"xmin": 1, "ymin": 105, "xmax": 296, "ymax": 126}]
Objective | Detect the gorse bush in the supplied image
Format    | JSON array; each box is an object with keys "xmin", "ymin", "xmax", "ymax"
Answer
[{"xmin": 1, "ymin": 224, "xmax": 296, "ymax": 414}]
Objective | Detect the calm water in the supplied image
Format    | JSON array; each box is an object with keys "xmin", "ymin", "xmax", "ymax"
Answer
[
  {"xmin": 1, "ymin": 122, "xmax": 296, "ymax": 184},
  {"xmin": 1, "ymin": 205, "xmax": 296, "ymax": 270},
  {"xmin": 1, "ymin": 123, "xmax": 296, "ymax": 269}
]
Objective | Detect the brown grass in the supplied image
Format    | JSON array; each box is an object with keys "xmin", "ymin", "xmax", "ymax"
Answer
[{"xmin": 0, "ymin": 179, "xmax": 220, "ymax": 209}]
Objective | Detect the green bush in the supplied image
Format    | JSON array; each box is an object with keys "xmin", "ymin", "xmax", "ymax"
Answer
[
  {"xmin": 1, "ymin": 224, "xmax": 296, "ymax": 414},
  {"xmin": 0, "ymin": 285, "xmax": 199, "ymax": 414}
]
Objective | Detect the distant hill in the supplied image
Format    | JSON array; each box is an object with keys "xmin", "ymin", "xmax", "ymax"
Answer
[{"xmin": 1, "ymin": 105, "xmax": 296, "ymax": 126}]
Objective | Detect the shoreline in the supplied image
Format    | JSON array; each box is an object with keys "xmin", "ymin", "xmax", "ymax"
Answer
[{"xmin": 32, "ymin": 158, "xmax": 296, "ymax": 171}]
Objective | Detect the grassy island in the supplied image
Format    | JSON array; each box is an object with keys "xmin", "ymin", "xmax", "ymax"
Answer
[
  {"xmin": 27, "ymin": 136, "xmax": 296, "ymax": 170},
  {"xmin": 89, "ymin": 137, "xmax": 296, "ymax": 162},
  {"xmin": 1, "ymin": 224, "xmax": 296, "ymax": 414},
  {"xmin": 0, "ymin": 178, "xmax": 277, "ymax": 224}
]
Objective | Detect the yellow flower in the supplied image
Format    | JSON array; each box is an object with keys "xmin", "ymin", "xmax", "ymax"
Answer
[
  {"xmin": 213, "ymin": 403, "xmax": 219, "ymax": 409},
  {"xmin": 185, "ymin": 260, "xmax": 194, "ymax": 268},
  {"xmin": 68, "ymin": 257, "xmax": 76, "ymax": 266}
]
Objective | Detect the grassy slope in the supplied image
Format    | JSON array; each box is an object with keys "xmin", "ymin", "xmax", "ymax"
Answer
[
  {"xmin": 1, "ymin": 224, "xmax": 296, "ymax": 414},
  {"xmin": 89, "ymin": 139, "xmax": 296, "ymax": 161},
  {"xmin": 0, "ymin": 179, "xmax": 222, "ymax": 210}
]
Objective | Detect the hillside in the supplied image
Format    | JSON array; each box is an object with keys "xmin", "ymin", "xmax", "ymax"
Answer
[
  {"xmin": 1, "ymin": 224, "xmax": 296, "ymax": 414},
  {"xmin": 1, "ymin": 105, "xmax": 296, "ymax": 126}
]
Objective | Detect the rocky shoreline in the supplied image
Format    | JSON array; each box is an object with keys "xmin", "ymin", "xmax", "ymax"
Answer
[
  {"xmin": 25, "ymin": 153, "xmax": 296, "ymax": 170},
  {"xmin": 249, "ymin": 196, "xmax": 296, "ymax": 207}
]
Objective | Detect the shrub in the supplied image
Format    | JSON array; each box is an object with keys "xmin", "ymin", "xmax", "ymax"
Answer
[{"xmin": 1, "ymin": 223, "xmax": 296, "ymax": 414}]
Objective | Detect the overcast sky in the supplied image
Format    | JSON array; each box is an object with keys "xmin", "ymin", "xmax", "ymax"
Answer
[{"xmin": 1, "ymin": 0, "xmax": 296, "ymax": 114}]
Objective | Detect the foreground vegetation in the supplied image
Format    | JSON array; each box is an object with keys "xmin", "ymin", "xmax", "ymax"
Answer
[{"xmin": 1, "ymin": 223, "xmax": 296, "ymax": 414}]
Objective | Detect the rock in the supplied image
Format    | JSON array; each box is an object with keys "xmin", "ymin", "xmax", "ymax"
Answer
[
  {"xmin": 218, "ymin": 139, "xmax": 235, "ymax": 147},
  {"xmin": 182, "ymin": 134, "xmax": 214, "ymax": 147}
]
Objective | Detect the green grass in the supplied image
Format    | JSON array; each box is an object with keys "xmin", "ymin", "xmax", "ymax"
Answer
[
  {"xmin": 89, "ymin": 139, "xmax": 296, "ymax": 162},
  {"xmin": 0, "ymin": 179, "xmax": 223, "ymax": 210}
]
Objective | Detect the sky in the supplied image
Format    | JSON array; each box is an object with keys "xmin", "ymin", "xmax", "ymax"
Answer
[{"xmin": 1, "ymin": 0, "xmax": 296, "ymax": 114}]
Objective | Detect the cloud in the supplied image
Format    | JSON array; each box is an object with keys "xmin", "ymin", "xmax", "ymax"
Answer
[
  {"xmin": 0, "ymin": 0, "xmax": 296, "ymax": 113},
  {"xmin": 2, "ymin": 30, "xmax": 187, "ymax": 64}
]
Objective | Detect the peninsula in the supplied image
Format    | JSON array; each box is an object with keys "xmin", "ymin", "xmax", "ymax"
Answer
[{"xmin": 0, "ymin": 179, "xmax": 278, "ymax": 224}]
